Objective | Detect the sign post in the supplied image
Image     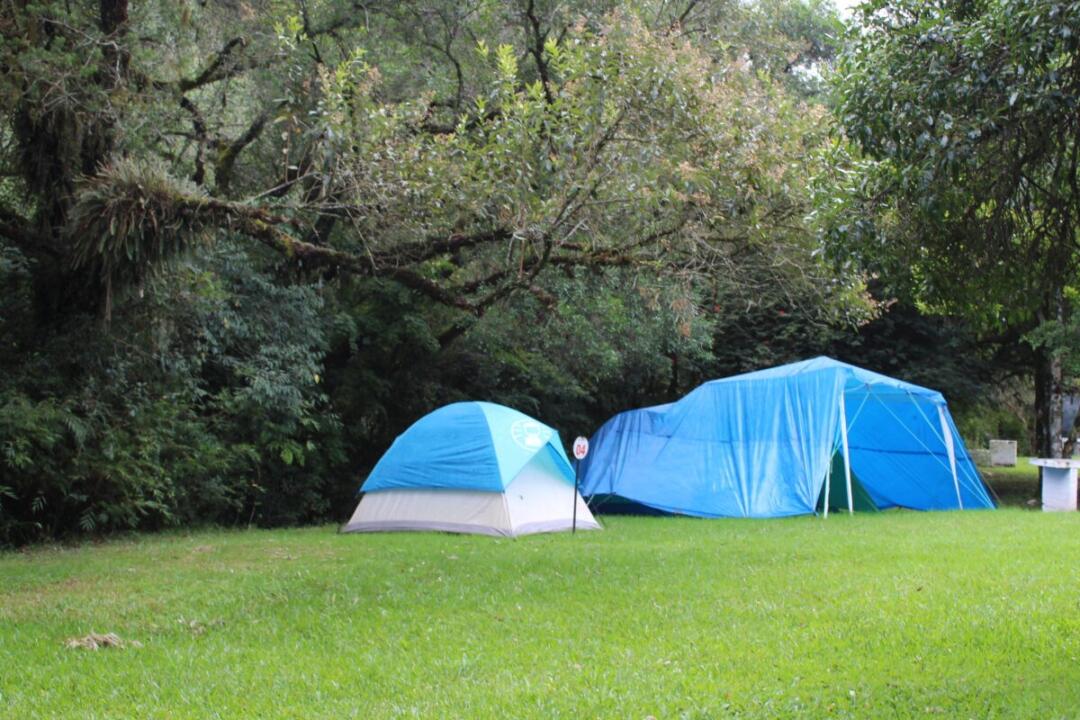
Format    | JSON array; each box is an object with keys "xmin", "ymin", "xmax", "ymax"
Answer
[{"xmin": 571, "ymin": 436, "xmax": 589, "ymax": 533}]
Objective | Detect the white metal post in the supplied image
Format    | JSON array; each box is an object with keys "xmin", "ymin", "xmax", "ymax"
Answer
[
  {"xmin": 823, "ymin": 449, "xmax": 831, "ymax": 519},
  {"xmin": 938, "ymin": 405, "xmax": 963, "ymax": 510},
  {"xmin": 840, "ymin": 392, "xmax": 854, "ymax": 514}
]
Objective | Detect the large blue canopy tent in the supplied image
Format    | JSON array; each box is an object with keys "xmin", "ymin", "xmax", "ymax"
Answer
[{"xmin": 578, "ymin": 357, "xmax": 995, "ymax": 517}]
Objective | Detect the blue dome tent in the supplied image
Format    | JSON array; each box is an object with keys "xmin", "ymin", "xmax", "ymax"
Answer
[
  {"xmin": 343, "ymin": 402, "xmax": 600, "ymax": 536},
  {"xmin": 579, "ymin": 357, "xmax": 995, "ymax": 518}
]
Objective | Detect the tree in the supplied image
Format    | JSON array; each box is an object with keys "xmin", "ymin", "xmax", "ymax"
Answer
[
  {"xmin": 828, "ymin": 0, "xmax": 1080, "ymax": 459},
  {"xmin": 0, "ymin": 0, "xmax": 864, "ymax": 543},
  {"xmin": 1, "ymin": 1, "xmax": 852, "ymax": 325}
]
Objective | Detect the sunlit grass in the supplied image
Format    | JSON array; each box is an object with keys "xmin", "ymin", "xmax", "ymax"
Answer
[{"xmin": 2, "ymin": 511, "xmax": 1078, "ymax": 718}]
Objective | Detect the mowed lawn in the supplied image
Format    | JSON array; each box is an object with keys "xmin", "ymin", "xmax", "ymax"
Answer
[
  {"xmin": 979, "ymin": 458, "xmax": 1041, "ymax": 507},
  {"xmin": 2, "ymin": 511, "xmax": 1079, "ymax": 719}
]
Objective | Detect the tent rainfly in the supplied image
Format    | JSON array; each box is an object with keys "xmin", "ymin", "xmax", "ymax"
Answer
[
  {"xmin": 343, "ymin": 402, "xmax": 600, "ymax": 536},
  {"xmin": 579, "ymin": 357, "xmax": 995, "ymax": 518}
]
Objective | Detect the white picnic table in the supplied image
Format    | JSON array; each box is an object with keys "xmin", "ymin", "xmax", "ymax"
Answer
[{"xmin": 1029, "ymin": 458, "xmax": 1080, "ymax": 511}]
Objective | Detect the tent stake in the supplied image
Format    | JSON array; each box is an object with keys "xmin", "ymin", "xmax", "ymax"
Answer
[{"xmin": 840, "ymin": 392, "xmax": 854, "ymax": 514}]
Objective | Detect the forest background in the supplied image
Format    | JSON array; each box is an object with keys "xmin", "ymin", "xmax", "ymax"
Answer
[{"xmin": 2, "ymin": 0, "xmax": 1077, "ymax": 544}]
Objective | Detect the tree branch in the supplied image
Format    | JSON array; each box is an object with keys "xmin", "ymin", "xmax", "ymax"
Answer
[
  {"xmin": 179, "ymin": 96, "xmax": 212, "ymax": 185},
  {"xmin": 368, "ymin": 229, "xmax": 513, "ymax": 266},
  {"xmin": 100, "ymin": 190, "xmax": 482, "ymax": 311},
  {"xmin": 0, "ymin": 207, "xmax": 56, "ymax": 260},
  {"xmin": 215, "ymin": 102, "xmax": 283, "ymax": 195},
  {"xmin": 178, "ymin": 37, "xmax": 249, "ymax": 93},
  {"xmin": 523, "ymin": 0, "xmax": 555, "ymax": 105}
]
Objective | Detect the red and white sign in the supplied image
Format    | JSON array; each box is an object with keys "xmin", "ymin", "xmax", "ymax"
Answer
[{"xmin": 572, "ymin": 436, "xmax": 589, "ymax": 460}]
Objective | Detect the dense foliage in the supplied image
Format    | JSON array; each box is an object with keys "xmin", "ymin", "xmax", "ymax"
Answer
[
  {"xmin": 0, "ymin": 0, "xmax": 1026, "ymax": 545},
  {"xmin": 828, "ymin": 0, "xmax": 1080, "ymax": 457}
]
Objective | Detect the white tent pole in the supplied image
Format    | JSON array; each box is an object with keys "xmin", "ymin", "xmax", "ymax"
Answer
[
  {"xmin": 839, "ymin": 392, "xmax": 853, "ymax": 514},
  {"xmin": 823, "ymin": 447, "xmax": 831, "ymax": 519},
  {"xmin": 571, "ymin": 457, "xmax": 578, "ymax": 533},
  {"xmin": 938, "ymin": 405, "xmax": 963, "ymax": 510}
]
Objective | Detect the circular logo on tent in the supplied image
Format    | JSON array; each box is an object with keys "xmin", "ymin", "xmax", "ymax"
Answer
[{"xmin": 511, "ymin": 420, "xmax": 552, "ymax": 451}]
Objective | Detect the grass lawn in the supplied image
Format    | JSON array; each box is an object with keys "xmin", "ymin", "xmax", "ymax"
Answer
[
  {"xmin": 978, "ymin": 458, "xmax": 1040, "ymax": 507},
  {"xmin": 2, "ymin": 510, "xmax": 1079, "ymax": 719}
]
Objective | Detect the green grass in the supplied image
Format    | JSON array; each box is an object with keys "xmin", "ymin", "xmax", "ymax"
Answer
[
  {"xmin": 978, "ymin": 457, "xmax": 1040, "ymax": 507},
  {"xmin": 2, "ymin": 511, "xmax": 1079, "ymax": 719}
]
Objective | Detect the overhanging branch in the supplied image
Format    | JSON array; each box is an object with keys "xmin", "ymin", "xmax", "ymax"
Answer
[{"xmin": 178, "ymin": 37, "xmax": 250, "ymax": 92}]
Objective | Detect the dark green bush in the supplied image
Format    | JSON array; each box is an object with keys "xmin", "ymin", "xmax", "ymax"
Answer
[{"xmin": 0, "ymin": 243, "xmax": 350, "ymax": 546}]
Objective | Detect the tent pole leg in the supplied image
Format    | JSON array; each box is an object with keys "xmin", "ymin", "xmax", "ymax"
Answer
[
  {"xmin": 840, "ymin": 392, "xmax": 854, "ymax": 514},
  {"xmin": 823, "ymin": 452, "xmax": 831, "ymax": 519},
  {"xmin": 572, "ymin": 458, "xmax": 579, "ymax": 533},
  {"xmin": 938, "ymin": 405, "xmax": 963, "ymax": 510}
]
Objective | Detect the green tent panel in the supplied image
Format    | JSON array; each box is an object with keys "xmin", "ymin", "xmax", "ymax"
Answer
[{"xmin": 816, "ymin": 452, "xmax": 880, "ymax": 513}]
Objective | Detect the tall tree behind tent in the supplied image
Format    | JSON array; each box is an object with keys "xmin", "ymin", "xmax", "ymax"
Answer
[{"xmin": 826, "ymin": 0, "xmax": 1080, "ymax": 463}]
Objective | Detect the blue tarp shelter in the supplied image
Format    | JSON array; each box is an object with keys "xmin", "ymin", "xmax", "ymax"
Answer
[{"xmin": 579, "ymin": 357, "xmax": 995, "ymax": 518}]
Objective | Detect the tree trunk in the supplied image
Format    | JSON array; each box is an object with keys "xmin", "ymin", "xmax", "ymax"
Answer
[
  {"xmin": 1062, "ymin": 406, "xmax": 1080, "ymax": 458},
  {"xmin": 100, "ymin": 0, "xmax": 129, "ymax": 36},
  {"xmin": 1033, "ymin": 288, "xmax": 1066, "ymax": 497},
  {"xmin": 99, "ymin": 0, "xmax": 130, "ymax": 83},
  {"xmin": 1033, "ymin": 345, "xmax": 1063, "ymax": 459},
  {"xmin": 13, "ymin": 1, "xmax": 129, "ymax": 328},
  {"xmin": 667, "ymin": 351, "xmax": 680, "ymax": 396}
]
